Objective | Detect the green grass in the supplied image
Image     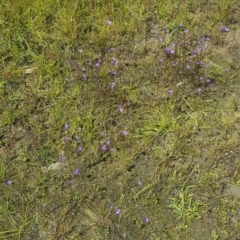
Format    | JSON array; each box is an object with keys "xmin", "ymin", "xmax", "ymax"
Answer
[{"xmin": 1, "ymin": 0, "xmax": 240, "ymax": 239}]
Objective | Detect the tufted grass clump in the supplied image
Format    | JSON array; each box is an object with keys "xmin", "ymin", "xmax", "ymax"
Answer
[{"xmin": 1, "ymin": 0, "xmax": 240, "ymax": 239}]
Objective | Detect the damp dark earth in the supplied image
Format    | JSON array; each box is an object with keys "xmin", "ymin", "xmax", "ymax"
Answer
[{"xmin": 1, "ymin": 1, "xmax": 240, "ymax": 239}]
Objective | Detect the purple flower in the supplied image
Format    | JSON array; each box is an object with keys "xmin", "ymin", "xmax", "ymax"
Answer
[
  {"xmin": 64, "ymin": 123, "xmax": 70, "ymax": 130},
  {"xmin": 122, "ymin": 131, "xmax": 128, "ymax": 136},
  {"xmin": 168, "ymin": 90, "xmax": 173, "ymax": 95},
  {"xmin": 65, "ymin": 137, "xmax": 71, "ymax": 142},
  {"xmin": 6, "ymin": 180, "xmax": 13, "ymax": 185},
  {"xmin": 111, "ymin": 71, "xmax": 118, "ymax": 75},
  {"xmin": 110, "ymin": 205, "xmax": 114, "ymax": 211},
  {"xmin": 101, "ymin": 145, "xmax": 108, "ymax": 151},
  {"xmin": 82, "ymin": 74, "xmax": 87, "ymax": 79},
  {"xmin": 144, "ymin": 217, "xmax": 150, "ymax": 223},
  {"xmin": 61, "ymin": 153, "xmax": 66, "ymax": 162},
  {"xmin": 184, "ymin": 29, "xmax": 189, "ymax": 34},
  {"xmin": 138, "ymin": 181, "xmax": 143, "ymax": 187},
  {"xmin": 78, "ymin": 49, "xmax": 83, "ymax": 53},
  {"xmin": 111, "ymin": 57, "xmax": 118, "ymax": 65},
  {"xmin": 111, "ymin": 82, "xmax": 116, "ymax": 91},
  {"xmin": 106, "ymin": 140, "xmax": 111, "ymax": 145},
  {"xmin": 166, "ymin": 47, "xmax": 175, "ymax": 55},
  {"xmin": 196, "ymin": 61, "xmax": 204, "ymax": 66},
  {"xmin": 96, "ymin": 62, "xmax": 100, "ymax": 68},
  {"xmin": 110, "ymin": 148, "xmax": 114, "ymax": 152},
  {"xmin": 206, "ymin": 79, "xmax": 211, "ymax": 84},
  {"xmin": 221, "ymin": 26, "xmax": 229, "ymax": 32},
  {"xmin": 74, "ymin": 168, "xmax": 80, "ymax": 176},
  {"xmin": 107, "ymin": 20, "xmax": 113, "ymax": 25},
  {"xmin": 119, "ymin": 105, "xmax": 124, "ymax": 113},
  {"xmin": 75, "ymin": 136, "xmax": 80, "ymax": 141},
  {"xmin": 116, "ymin": 209, "xmax": 122, "ymax": 215},
  {"xmin": 82, "ymin": 67, "xmax": 86, "ymax": 72},
  {"xmin": 192, "ymin": 50, "xmax": 198, "ymax": 56},
  {"xmin": 78, "ymin": 146, "xmax": 83, "ymax": 152},
  {"xmin": 197, "ymin": 88, "xmax": 202, "ymax": 94},
  {"xmin": 69, "ymin": 180, "xmax": 74, "ymax": 185},
  {"xmin": 186, "ymin": 65, "xmax": 191, "ymax": 70},
  {"xmin": 200, "ymin": 76, "xmax": 204, "ymax": 81}
]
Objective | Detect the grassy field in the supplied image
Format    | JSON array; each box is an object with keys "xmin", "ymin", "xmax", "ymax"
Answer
[{"xmin": 1, "ymin": 0, "xmax": 240, "ymax": 239}]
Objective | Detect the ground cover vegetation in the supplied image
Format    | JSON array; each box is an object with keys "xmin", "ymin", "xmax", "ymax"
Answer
[{"xmin": 1, "ymin": 0, "xmax": 240, "ymax": 239}]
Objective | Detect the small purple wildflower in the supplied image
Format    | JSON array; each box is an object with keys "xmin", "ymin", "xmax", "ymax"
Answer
[
  {"xmin": 196, "ymin": 61, "xmax": 204, "ymax": 66},
  {"xmin": 74, "ymin": 168, "xmax": 80, "ymax": 176},
  {"xmin": 106, "ymin": 140, "xmax": 111, "ymax": 145},
  {"xmin": 110, "ymin": 205, "xmax": 114, "ymax": 211},
  {"xmin": 101, "ymin": 145, "xmax": 108, "ymax": 151},
  {"xmin": 61, "ymin": 153, "xmax": 66, "ymax": 162},
  {"xmin": 119, "ymin": 105, "xmax": 124, "ymax": 113},
  {"xmin": 144, "ymin": 217, "xmax": 150, "ymax": 224},
  {"xmin": 206, "ymin": 79, "xmax": 211, "ymax": 84},
  {"xmin": 184, "ymin": 29, "xmax": 189, "ymax": 34},
  {"xmin": 78, "ymin": 146, "xmax": 83, "ymax": 152},
  {"xmin": 65, "ymin": 137, "xmax": 71, "ymax": 142},
  {"xmin": 64, "ymin": 123, "xmax": 70, "ymax": 130},
  {"xmin": 69, "ymin": 180, "xmax": 74, "ymax": 185},
  {"xmin": 75, "ymin": 136, "xmax": 80, "ymax": 141},
  {"xmin": 221, "ymin": 26, "xmax": 229, "ymax": 32},
  {"xmin": 166, "ymin": 47, "xmax": 175, "ymax": 55},
  {"xmin": 82, "ymin": 74, "xmax": 87, "ymax": 79},
  {"xmin": 6, "ymin": 180, "xmax": 13, "ymax": 186},
  {"xmin": 168, "ymin": 90, "xmax": 173, "ymax": 95},
  {"xmin": 107, "ymin": 20, "xmax": 113, "ymax": 25},
  {"xmin": 82, "ymin": 67, "xmax": 86, "ymax": 72},
  {"xmin": 110, "ymin": 148, "xmax": 114, "ymax": 152},
  {"xmin": 197, "ymin": 88, "xmax": 202, "ymax": 94},
  {"xmin": 192, "ymin": 50, "xmax": 198, "ymax": 56},
  {"xmin": 111, "ymin": 71, "xmax": 118, "ymax": 76},
  {"xmin": 78, "ymin": 49, "xmax": 83, "ymax": 53},
  {"xmin": 111, "ymin": 57, "xmax": 118, "ymax": 65},
  {"xmin": 200, "ymin": 76, "xmax": 204, "ymax": 81},
  {"xmin": 116, "ymin": 209, "xmax": 122, "ymax": 215},
  {"xmin": 96, "ymin": 62, "xmax": 100, "ymax": 68},
  {"xmin": 138, "ymin": 181, "xmax": 143, "ymax": 187},
  {"xmin": 111, "ymin": 82, "xmax": 116, "ymax": 91},
  {"xmin": 159, "ymin": 59, "xmax": 164, "ymax": 63},
  {"xmin": 122, "ymin": 131, "xmax": 128, "ymax": 136},
  {"xmin": 186, "ymin": 65, "xmax": 191, "ymax": 70}
]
